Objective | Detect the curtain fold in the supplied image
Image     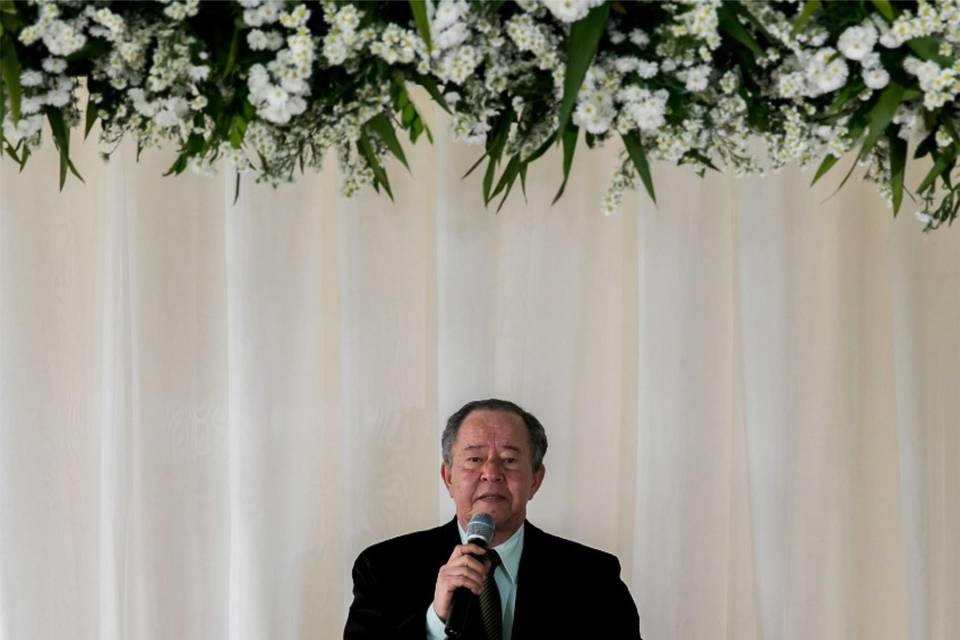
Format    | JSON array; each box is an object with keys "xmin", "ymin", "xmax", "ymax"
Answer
[{"xmin": 1, "ymin": 102, "xmax": 958, "ymax": 639}]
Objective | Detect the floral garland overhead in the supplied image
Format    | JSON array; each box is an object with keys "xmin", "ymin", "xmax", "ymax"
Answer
[{"xmin": 1, "ymin": 0, "xmax": 959, "ymax": 230}]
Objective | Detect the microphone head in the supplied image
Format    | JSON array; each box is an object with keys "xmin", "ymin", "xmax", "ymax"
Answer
[{"xmin": 465, "ymin": 512, "xmax": 495, "ymax": 547}]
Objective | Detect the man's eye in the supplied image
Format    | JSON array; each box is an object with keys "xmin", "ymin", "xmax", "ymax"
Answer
[
  {"xmin": 503, "ymin": 458, "xmax": 516, "ymax": 464},
  {"xmin": 466, "ymin": 457, "xmax": 482, "ymax": 463}
]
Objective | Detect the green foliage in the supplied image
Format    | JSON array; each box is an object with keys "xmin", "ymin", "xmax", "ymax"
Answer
[{"xmin": 2, "ymin": 0, "xmax": 960, "ymax": 230}]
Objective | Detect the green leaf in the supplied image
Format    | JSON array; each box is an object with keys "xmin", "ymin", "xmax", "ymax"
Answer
[
  {"xmin": 481, "ymin": 112, "xmax": 512, "ymax": 203},
  {"xmin": 556, "ymin": 2, "xmax": 609, "ymax": 136},
  {"xmin": 223, "ymin": 24, "xmax": 241, "ymax": 78},
  {"xmin": 410, "ymin": 116, "xmax": 424, "ymax": 143},
  {"xmin": 888, "ymin": 133, "xmax": 907, "ymax": 214},
  {"xmin": 45, "ymin": 108, "xmax": 84, "ymax": 190},
  {"xmin": 916, "ymin": 150, "xmax": 955, "ymax": 193},
  {"xmin": 229, "ymin": 115, "xmax": 246, "ymax": 149},
  {"xmin": 622, "ymin": 131, "xmax": 656, "ymax": 203},
  {"xmin": 357, "ymin": 131, "xmax": 393, "ymax": 200},
  {"xmin": 519, "ymin": 163, "xmax": 528, "ymax": 201},
  {"xmin": 719, "ymin": 3, "xmax": 763, "ymax": 57},
  {"xmin": 401, "ymin": 102, "xmax": 416, "ymax": 128},
  {"xmin": 551, "ymin": 125, "xmax": 578, "ymax": 205},
  {"xmin": 792, "ymin": 0, "xmax": 821, "ymax": 32},
  {"xmin": 367, "ymin": 113, "xmax": 409, "ymax": 171},
  {"xmin": 523, "ymin": 132, "xmax": 556, "ymax": 164},
  {"xmin": 409, "ymin": 0, "xmax": 431, "ymax": 53},
  {"xmin": 859, "ymin": 81, "xmax": 905, "ymax": 162},
  {"xmin": 462, "ymin": 152, "xmax": 487, "ymax": 179},
  {"xmin": 163, "ymin": 153, "xmax": 188, "ymax": 177},
  {"xmin": 914, "ymin": 130, "xmax": 936, "ymax": 159},
  {"xmin": 1, "ymin": 32, "xmax": 21, "ymax": 122},
  {"xmin": 410, "ymin": 73, "xmax": 451, "ymax": 114},
  {"xmin": 493, "ymin": 155, "xmax": 521, "ymax": 212},
  {"xmin": 811, "ymin": 153, "xmax": 840, "ymax": 185},
  {"xmin": 490, "ymin": 154, "xmax": 520, "ymax": 200},
  {"xmin": 84, "ymin": 94, "xmax": 98, "ymax": 140},
  {"xmin": 906, "ymin": 36, "xmax": 954, "ymax": 67},
  {"xmin": 871, "ymin": 0, "xmax": 895, "ymax": 23}
]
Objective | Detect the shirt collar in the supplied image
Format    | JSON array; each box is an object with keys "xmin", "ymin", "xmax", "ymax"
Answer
[{"xmin": 456, "ymin": 520, "xmax": 524, "ymax": 584}]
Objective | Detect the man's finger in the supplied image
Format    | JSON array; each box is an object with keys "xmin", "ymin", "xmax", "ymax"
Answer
[{"xmin": 443, "ymin": 573, "xmax": 483, "ymax": 595}]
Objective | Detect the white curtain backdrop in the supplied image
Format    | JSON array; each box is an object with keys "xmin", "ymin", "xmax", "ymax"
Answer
[{"xmin": 1, "ymin": 98, "xmax": 958, "ymax": 640}]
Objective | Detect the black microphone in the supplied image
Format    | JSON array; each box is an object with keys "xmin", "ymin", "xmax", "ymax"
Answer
[{"xmin": 444, "ymin": 512, "xmax": 496, "ymax": 638}]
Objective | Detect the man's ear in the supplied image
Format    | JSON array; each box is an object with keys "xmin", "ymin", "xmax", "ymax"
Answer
[
  {"xmin": 529, "ymin": 464, "xmax": 545, "ymax": 498},
  {"xmin": 441, "ymin": 462, "xmax": 453, "ymax": 496}
]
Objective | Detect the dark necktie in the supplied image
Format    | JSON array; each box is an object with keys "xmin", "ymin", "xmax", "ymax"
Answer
[{"xmin": 478, "ymin": 549, "xmax": 502, "ymax": 640}]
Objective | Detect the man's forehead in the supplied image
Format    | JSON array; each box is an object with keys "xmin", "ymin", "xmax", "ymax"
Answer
[{"xmin": 455, "ymin": 410, "xmax": 530, "ymax": 449}]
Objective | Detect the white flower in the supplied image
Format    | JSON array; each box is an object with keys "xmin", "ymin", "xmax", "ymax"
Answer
[
  {"xmin": 434, "ymin": 21, "xmax": 469, "ymax": 50},
  {"xmin": 154, "ymin": 97, "xmax": 190, "ymax": 127},
  {"xmin": 433, "ymin": 0, "xmax": 467, "ymax": 33},
  {"xmin": 279, "ymin": 4, "xmax": 310, "ymax": 29},
  {"xmin": 20, "ymin": 70, "xmax": 44, "ymax": 87},
  {"xmin": 45, "ymin": 89, "xmax": 71, "ymax": 107},
  {"xmin": 915, "ymin": 210, "xmax": 934, "ymax": 224},
  {"xmin": 627, "ymin": 99, "xmax": 666, "ymax": 131},
  {"xmin": 935, "ymin": 128, "xmax": 953, "ymax": 148},
  {"xmin": 629, "ymin": 29, "xmax": 650, "ymax": 48},
  {"xmin": 636, "ymin": 60, "xmax": 658, "ymax": 79},
  {"xmin": 42, "ymin": 57, "xmax": 67, "ymax": 74},
  {"xmin": 837, "ymin": 25, "xmax": 877, "ymax": 61},
  {"xmin": 805, "ymin": 48, "xmax": 848, "ymax": 95},
  {"xmin": 863, "ymin": 66, "xmax": 889, "ymax": 89},
  {"xmin": 541, "ymin": 0, "xmax": 604, "ymax": 23},
  {"xmin": 681, "ymin": 65, "xmax": 711, "ymax": 92},
  {"xmin": 860, "ymin": 52, "xmax": 881, "ymax": 70},
  {"xmin": 323, "ymin": 33, "xmax": 349, "ymax": 65},
  {"xmin": 247, "ymin": 29, "xmax": 270, "ymax": 50},
  {"xmin": 334, "ymin": 4, "xmax": 361, "ymax": 32},
  {"xmin": 188, "ymin": 65, "xmax": 210, "ymax": 82}
]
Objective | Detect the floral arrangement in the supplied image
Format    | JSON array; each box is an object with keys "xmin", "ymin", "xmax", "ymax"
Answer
[{"xmin": 1, "ymin": 0, "xmax": 959, "ymax": 230}]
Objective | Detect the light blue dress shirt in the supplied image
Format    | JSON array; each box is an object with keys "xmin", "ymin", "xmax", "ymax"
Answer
[{"xmin": 426, "ymin": 523, "xmax": 525, "ymax": 640}]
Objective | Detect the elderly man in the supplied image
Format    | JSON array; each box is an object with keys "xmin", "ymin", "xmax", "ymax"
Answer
[{"xmin": 344, "ymin": 398, "xmax": 642, "ymax": 639}]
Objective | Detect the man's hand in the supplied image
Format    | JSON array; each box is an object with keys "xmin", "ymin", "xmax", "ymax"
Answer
[{"xmin": 431, "ymin": 544, "xmax": 490, "ymax": 622}]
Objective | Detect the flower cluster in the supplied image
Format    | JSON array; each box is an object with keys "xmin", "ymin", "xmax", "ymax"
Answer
[{"xmin": 3, "ymin": 1, "xmax": 960, "ymax": 231}]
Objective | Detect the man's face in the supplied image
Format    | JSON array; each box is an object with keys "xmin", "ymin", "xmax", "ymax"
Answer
[{"xmin": 441, "ymin": 409, "xmax": 545, "ymax": 543}]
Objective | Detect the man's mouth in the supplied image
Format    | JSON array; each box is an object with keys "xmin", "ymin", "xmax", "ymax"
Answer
[{"xmin": 477, "ymin": 494, "xmax": 507, "ymax": 503}]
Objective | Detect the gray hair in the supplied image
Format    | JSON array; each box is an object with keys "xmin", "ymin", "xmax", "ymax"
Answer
[{"xmin": 441, "ymin": 399, "xmax": 548, "ymax": 471}]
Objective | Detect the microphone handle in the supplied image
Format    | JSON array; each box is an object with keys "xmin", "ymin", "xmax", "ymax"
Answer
[{"xmin": 443, "ymin": 546, "xmax": 488, "ymax": 638}]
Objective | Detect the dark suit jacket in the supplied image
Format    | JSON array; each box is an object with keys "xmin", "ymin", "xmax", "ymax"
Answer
[{"xmin": 343, "ymin": 518, "xmax": 641, "ymax": 639}]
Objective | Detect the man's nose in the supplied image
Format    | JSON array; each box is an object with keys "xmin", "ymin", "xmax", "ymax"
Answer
[{"xmin": 480, "ymin": 458, "xmax": 504, "ymax": 481}]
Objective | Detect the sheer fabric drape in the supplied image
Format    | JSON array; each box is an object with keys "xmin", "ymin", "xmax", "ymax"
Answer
[{"xmin": 1, "ymin": 102, "xmax": 957, "ymax": 639}]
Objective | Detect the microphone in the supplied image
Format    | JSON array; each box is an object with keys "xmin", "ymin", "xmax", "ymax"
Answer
[{"xmin": 444, "ymin": 512, "xmax": 496, "ymax": 638}]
